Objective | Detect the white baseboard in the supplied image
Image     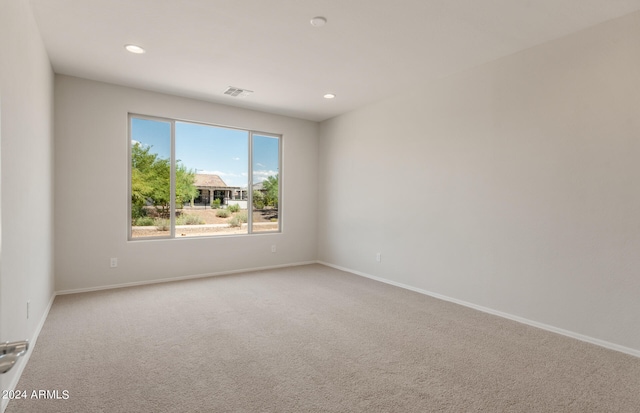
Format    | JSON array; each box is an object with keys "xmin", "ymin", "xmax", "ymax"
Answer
[
  {"xmin": 1, "ymin": 293, "xmax": 56, "ymax": 413},
  {"xmin": 317, "ymin": 261, "xmax": 640, "ymax": 359},
  {"xmin": 56, "ymin": 261, "xmax": 318, "ymax": 295}
]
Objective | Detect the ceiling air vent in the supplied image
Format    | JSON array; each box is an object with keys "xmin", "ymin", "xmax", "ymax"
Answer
[{"xmin": 223, "ymin": 86, "xmax": 253, "ymax": 98}]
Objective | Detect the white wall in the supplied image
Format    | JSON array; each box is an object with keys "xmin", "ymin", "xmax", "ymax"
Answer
[
  {"xmin": 318, "ymin": 11, "xmax": 640, "ymax": 353},
  {"xmin": 0, "ymin": 0, "xmax": 55, "ymax": 402},
  {"xmin": 54, "ymin": 75, "xmax": 318, "ymax": 292}
]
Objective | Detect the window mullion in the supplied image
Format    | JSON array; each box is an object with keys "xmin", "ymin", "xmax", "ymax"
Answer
[
  {"xmin": 170, "ymin": 120, "xmax": 176, "ymax": 238},
  {"xmin": 247, "ymin": 131, "xmax": 254, "ymax": 233}
]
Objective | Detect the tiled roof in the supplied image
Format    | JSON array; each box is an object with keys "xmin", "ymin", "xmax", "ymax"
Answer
[{"xmin": 194, "ymin": 174, "xmax": 227, "ymax": 188}]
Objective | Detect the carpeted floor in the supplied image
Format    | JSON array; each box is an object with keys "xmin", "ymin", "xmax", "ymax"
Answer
[{"xmin": 6, "ymin": 264, "xmax": 640, "ymax": 412}]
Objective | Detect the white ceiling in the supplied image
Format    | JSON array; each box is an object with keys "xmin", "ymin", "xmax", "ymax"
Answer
[{"xmin": 29, "ymin": 0, "xmax": 640, "ymax": 122}]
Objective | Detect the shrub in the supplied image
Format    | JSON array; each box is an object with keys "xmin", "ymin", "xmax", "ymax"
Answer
[
  {"xmin": 154, "ymin": 218, "xmax": 170, "ymax": 231},
  {"xmin": 176, "ymin": 214, "xmax": 204, "ymax": 225},
  {"xmin": 133, "ymin": 216, "xmax": 154, "ymax": 226},
  {"xmin": 253, "ymin": 190, "xmax": 265, "ymax": 209},
  {"xmin": 132, "ymin": 204, "xmax": 148, "ymax": 220},
  {"xmin": 186, "ymin": 215, "xmax": 205, "ymax": 225},
  {"xmin": 216, "ymin": 209, "xmax": 230, "ymax": 218},
  {"xmin": 211, "ymin": 199, "xmax": 221, "ymax": 209},
  {"xmin": 228, "ymin": 204, "xmax": 240, "ymax": 213},
  {"xmin": 228, "ymin": 217, "xmax": 242, "ymax": 228},
  {"xmin": 237, "ymin": 211, "xmax": 248, "ymax": 223}
]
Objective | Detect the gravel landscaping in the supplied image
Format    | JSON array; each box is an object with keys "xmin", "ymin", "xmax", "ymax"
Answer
[{"xmin": 131, "ymin": 206, "xmax": 278, "ymax": 238}]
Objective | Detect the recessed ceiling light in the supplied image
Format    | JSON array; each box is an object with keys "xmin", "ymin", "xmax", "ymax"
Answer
[
  {"xmin": 125, "ymin": 44, "xmax": 145, "ymax": 54},
  {"xmin": 310, "ymin": 16, "xmax": 327, "ymax": 27},
  {"xmin": 324, "ymin": 93, "xmax": 336, "ymax": 99}
]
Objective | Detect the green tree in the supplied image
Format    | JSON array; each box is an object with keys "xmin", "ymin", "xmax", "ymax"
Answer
[
  {"xmin": 131, "ymin": 142, "xmax": 197, "ymax": 220},
  {"xmin": 148, "ymin": 157, "xmax": 171, "ymax": 217},
  {"xmin": 176, "ymin": 163, "xmax": 199, "ymax": 208},
  {"xmin": 252, "ymin": 190, "xmax": 265, "ymax": 209},
  {"xmin": 262, "ymin": 175, "xmax": 279, "ymax": 208},
  {"xmin": 131, "ymin": 143, "xmax": 160, "ymax": 219}
]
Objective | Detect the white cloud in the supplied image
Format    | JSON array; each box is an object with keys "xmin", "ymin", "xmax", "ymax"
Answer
[
  {"xmin": 131, "ymin": 139, "xmax": 149, "ymax": 148},
  {"xmin": 253, "ymin": 169, "xmax": 278, "ymax": 176},
  {"xmin": 252, "ymin": 170, "xmax": 278, "ymax": 183},
  {"xmin": 197, "ymin": 170, "xmax": 242, "ymax": 178}
]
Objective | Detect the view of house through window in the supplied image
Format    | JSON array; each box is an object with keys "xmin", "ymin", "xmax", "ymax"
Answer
[
  {"xmin": 130, "ymin": 115, "xmax": 280, "ymax": 239},
  {"xmin": 252, "ymin": 135, "xmax": 280, "ymax": 233}
]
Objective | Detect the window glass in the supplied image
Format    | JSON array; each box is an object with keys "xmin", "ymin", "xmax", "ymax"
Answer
[
  {"xmin": 252, "ymin": 134, "xmax": 280, "ymax": 233},
  {"xmin": 175, "ymin": 122, "xmax": 249, "ymax": 237},
  {"xmin": 129, "ymin": 115, "xmax": 281, "ymax": 240},
  {"xmin": 130, "ymin": 118, "xmax": 172, "ymax": 239}
]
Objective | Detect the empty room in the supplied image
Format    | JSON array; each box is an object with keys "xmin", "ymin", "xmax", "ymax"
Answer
[{"xmin": 2, "ymin": 0, "xmax": 640, "ymax": 412}]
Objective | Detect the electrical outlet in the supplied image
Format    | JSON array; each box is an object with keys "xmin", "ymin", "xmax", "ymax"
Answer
[
  {"xmin": 110, "ymin": 258, "xmax": 118, "ymax": 268},
  {"xmin": 376, "ymin": 252, "xmax": 381, "ymax": 263},
  {"xmin": 271, "ymin": 245, "xmax": 277, "ymax": 253}
]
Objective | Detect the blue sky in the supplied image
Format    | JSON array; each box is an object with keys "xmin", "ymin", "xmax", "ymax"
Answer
[{"xmin": 131, "ymin": 117, "xmax": 279, "ymax": 188}]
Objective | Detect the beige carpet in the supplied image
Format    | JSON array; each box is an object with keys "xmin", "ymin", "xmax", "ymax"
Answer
[{"xmin": 6, "ymin": 264, "xmax": 640, "ymax": 412}]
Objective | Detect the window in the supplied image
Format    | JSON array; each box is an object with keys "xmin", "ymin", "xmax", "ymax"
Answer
[{"xmin": 129, "ymin": 115, "xmax": 280, "ymax": 240}]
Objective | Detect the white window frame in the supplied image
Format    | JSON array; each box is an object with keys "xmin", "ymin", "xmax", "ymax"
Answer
[{"xmin": 128, "ymin": 113, "xmax": 282, "ymax": 240}]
